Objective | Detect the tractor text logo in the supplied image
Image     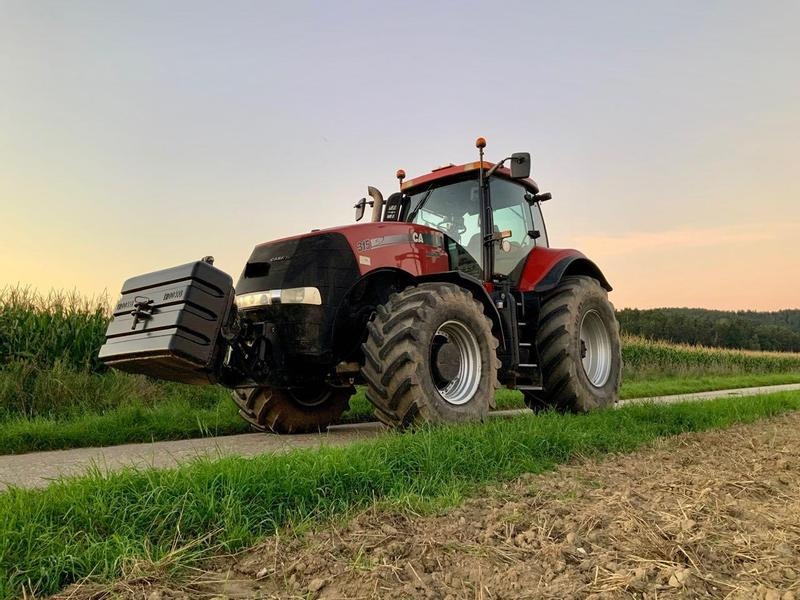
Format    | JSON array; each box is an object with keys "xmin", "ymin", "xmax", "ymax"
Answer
[
  {"xmin": 356, "ymin": 238, "xmax": 375, "ymax": 252},
  {"xmin": 356, "ymin": 232, "xmax": 442, "ymax": 253},
  {"xmin": 357, "ymin": 236, "xmax": 389, "ymax": 252}
]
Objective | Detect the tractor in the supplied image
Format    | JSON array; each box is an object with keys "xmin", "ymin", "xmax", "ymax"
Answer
[{"xmin": 99, "ymin": 138, "xmax": 621, "ymax": 433}]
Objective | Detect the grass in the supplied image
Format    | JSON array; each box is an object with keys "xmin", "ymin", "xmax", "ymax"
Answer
[
  {"xmin": 0, "ymin": 398, "xmax": 247, "ymax": 455},
  {"xmin": 18, "ymin": 372, "xmax": 794, "ymax": 449},
  {"xmin": 619, "ymin": 372, "xmax": 800, "ymax": 399},
  {"xmin": 2, "ymin": 372, "xmax": 800, "ymax": 455},
  {"xmin": 0, "ymin": 362, "xmax": 231, "ymax": 421},
  {"xmin": 1, "ymin": 391, "xmax": 798, "ymax": 599}
]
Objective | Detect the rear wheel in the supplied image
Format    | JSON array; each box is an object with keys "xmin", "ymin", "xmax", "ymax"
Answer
[
  {"xmin": 361, "ymin": 282, "xmax": 500, "ymax": 428},
  {"xmin": 231, "ymin": 385, "xmax": 353, "ymax": 434},
  {"xmin": 523, "ymin": 276, "xmax": 621, "ymax": 412}
]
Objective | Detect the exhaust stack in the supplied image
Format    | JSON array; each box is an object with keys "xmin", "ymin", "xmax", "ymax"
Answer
[{"xmin": 368, "ymin": 186, "xmax": 384, "ymax": 222}]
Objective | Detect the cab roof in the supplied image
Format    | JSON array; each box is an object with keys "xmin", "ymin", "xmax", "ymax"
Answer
[{"xmin": 401, "ymin": 161, "xmax": 539, "ymax": 195}]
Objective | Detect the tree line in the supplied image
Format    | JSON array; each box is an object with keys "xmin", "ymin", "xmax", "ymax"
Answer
[{"xmin": 616, "ymin": 308, "xmax": 800, "ymax": 352}]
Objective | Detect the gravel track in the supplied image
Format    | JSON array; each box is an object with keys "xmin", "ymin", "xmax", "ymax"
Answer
[{"xmin": 2, "ymin": 383, "xmax": 799, "ymax": 490}]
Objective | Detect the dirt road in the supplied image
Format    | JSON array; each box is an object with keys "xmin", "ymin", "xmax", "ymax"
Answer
[
  {"xmin": 2, "ymin": 383, "xmax": 799, "ymax": 490},
  {"xmin": 81, "ymin": 408, "xmax": 800, "ymax": 599}
]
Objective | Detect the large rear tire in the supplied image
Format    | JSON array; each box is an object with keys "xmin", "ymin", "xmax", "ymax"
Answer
[
  {"xmin": 523, "ymin": 276, "xmax": 621, "ymax": 412},
  {"xmin": 361, "ymin": 282, "xmax": 500, "ymax": 428},
  {"xmin": 231, "ymin": 385, "xmax": 353, "ymax": 434}
]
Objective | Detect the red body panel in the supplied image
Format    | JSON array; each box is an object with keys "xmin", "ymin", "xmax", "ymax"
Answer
[
  {"xmin": 256, "ymin": 222, "xmax": 451, "ymax": 278},
  {"xmin": 516, "ymin": 247, "xmax": 587, "ymax": 292},
  {"xmin": 339, "ymin": 222, "xmax": 451, "ymax": 276},
  {"xmin": 255, "ymin": 224, "xmax": 587, "ymax": 293}
]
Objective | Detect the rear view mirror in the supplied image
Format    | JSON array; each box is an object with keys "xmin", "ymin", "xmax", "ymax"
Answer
[
  {"xmin": 354, "ymin": 198, "xmax": 367, "ymax": 222},
  {"xmin": 510, "ymin": 152, "xmax": 531, "ymax": 179}
]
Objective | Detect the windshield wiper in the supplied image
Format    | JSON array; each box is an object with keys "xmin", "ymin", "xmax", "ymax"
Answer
[{"xmin": 407, "ymin": 186, "xmax": 434, "ymax": 222}]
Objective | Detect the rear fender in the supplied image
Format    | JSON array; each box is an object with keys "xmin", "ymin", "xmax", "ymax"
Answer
[{"xmin": 516, "ymin": 248, "xmax": 612, "ymax": 293}]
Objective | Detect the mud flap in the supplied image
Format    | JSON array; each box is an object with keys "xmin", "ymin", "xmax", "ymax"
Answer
[{"xmin": 98, "ymin": 260, "xmax": 234, "ymax": 385}]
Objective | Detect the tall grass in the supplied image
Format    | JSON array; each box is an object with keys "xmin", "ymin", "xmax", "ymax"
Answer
[
  {"xmin": 0, "ymin": 287, "xmax": 109, "ymax": 372},
  {"xmin": 0, "ymin": 363, "xmax": 230, "ymax": 421}
]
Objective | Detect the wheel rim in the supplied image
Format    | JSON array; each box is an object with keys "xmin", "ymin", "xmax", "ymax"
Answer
[
  {"xmin": 288, "ymin": 387, "xmax": 331, "ymax": 408},
  {"xmin": 579, "ymin": 309, "xmax": 612, "ymax": 387},
  {"xmin": 429, "ymin": 320, "xmax": 482, "ymax": 405}
]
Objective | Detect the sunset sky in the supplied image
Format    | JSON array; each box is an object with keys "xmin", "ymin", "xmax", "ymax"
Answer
[{"xmin": 1, "ymin": 1, "xmax": 798, "ymax": 310}]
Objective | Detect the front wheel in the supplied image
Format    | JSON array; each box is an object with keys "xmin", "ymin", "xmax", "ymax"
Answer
[
  {"xmin": 523, "ymin": 276, "xmax": 621, "ymax": 412},
  {"xmin": 231, "ymin": 385, "xmax": 353, "ymax": 433},
  {"xmin": 361, "ymin": 282, "xmax": 500, "ymax": 428}
]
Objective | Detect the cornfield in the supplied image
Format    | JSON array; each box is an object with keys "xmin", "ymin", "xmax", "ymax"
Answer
[
  {"xmin": 0, "ymin": 287, "xmax": 110, "ymax": 372},
  {"xmin": 622, "ymin": 334, "xmax": 800, "ymax": 379}
]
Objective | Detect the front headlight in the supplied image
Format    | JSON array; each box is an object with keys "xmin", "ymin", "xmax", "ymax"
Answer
[{"xmin": 236, "ymin": 287, "xmax": 322, "ymax": 309}]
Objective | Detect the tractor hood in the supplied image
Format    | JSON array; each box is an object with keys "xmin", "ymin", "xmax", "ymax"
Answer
[
  {"xmin": 237, "ymin": 221, "xmax": 450, "ymax": 299},
  {"xmin": 236, "ymin": 230, "xmax": 360, "ymax": 303}
]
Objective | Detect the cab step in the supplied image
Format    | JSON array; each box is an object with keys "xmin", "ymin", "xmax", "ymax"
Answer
[{"xmin": 517, "ymin": 384, "xmax": 544, "ymax": 391}]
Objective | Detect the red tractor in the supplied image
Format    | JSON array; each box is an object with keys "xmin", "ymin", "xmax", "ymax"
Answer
[{"xmin": 100, "ymin": 138, "xmax": 621, "ymax": 432}]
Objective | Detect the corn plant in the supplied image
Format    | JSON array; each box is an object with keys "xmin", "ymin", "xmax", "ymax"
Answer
[{"xmin": 0, "ymin": 286, "xmax": 110, "ymax": 372}]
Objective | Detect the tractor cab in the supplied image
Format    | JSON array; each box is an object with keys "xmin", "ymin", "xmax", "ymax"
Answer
[
  {"xmin": 403, "ymin": 171, "xmax": 549, "ymax": 281},
  {"xmin": 366, "ymin": 140, "xmax": 552, "ymax": 286}
]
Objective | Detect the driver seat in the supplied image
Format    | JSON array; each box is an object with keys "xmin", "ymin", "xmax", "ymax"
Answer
[{"xmin": 466, "ymin": 230, "xmax": 485, "ymax": 264}]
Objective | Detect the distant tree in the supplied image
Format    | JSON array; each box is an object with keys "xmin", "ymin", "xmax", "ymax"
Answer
[{"xmin": 616, "ymin": 308, "xmax": 800, "ymax": 352}]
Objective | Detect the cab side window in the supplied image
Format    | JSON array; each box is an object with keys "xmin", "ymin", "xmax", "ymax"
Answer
[
  {"xmin": 531, "ymin": 202, "xmax": 549, "ymax": 247},
  {"xmin": 489, "ymin": 179, "xmax": 536, "ymax": 276}
]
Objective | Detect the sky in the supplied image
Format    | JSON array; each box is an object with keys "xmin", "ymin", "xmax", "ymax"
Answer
[{"xmin": 1, "ymin": 0, "xmax": 798, "ymax": 310}]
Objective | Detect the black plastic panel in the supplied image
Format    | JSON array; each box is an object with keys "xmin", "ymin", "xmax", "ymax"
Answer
[
  {"xmin": 237, "ymin": 233, "xmax": 360, "ymax": 359},
  {"xmin": 99, "ymin": 261, "xmax": 234, "ymax": 384}
]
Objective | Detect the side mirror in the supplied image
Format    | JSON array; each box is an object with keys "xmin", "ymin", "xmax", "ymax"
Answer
[
  {"xmin": 510, "ymin": 152, "xmax": 531, "ymax": 179},
  {"xmin": 525, "ymin": 191, "xmax": 552, "ymax": 204},
  {"xmin": 354, "ymin": 198, "xmax": 367, "ymax": 221}
]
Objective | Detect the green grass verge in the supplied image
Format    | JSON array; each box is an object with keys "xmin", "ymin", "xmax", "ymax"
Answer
[
  {"xmin": 339, "ymin": 373, "xmax": 800, "ymax": 423},
  {"xmin": 2, "ymin": 373, "xmax": 800, "ymax": 455},
  {"xmin": 618, "ymin": 372, "xmax": 800, "ymax": 399},
  {"xmin": 1, "ymin": 391, "xmax": 798, "ymax": 599},
  {"xmin": 0, "ymin": 399, "xmax": 248, "ymax": 455}
]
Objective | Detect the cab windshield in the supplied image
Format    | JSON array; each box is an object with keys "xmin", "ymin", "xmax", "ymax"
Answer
[
  {"xmin": 409, "ymin": 179, "xmax": 483, "ymax": 263},
  {"xmin": 407, "ymin": 176, "xmax": 545, "ymax": 279}
]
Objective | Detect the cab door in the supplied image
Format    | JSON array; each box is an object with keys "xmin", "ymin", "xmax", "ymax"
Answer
[
  {"xmin": 489, "ymin": 178, "xmax": 546, "ymax": 278},
  {"xmin": 409, "ymin": 179, "xmax": 485, "ymax": 280}
]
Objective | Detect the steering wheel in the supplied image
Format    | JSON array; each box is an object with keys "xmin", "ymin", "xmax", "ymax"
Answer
[{"xmin": 438, "ymin": 217, "xmax": 467, "ymax": 237}]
